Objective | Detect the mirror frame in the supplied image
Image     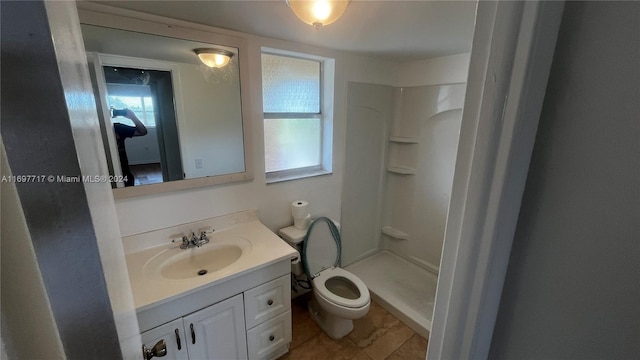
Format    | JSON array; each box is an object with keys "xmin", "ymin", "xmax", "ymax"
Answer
[{"xmin": 78, "ymin": 3, "xmax": 254, "ymax": 199}]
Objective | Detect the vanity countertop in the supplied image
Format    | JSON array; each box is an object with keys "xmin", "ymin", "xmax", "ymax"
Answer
[{"xmin": 123, "ymin": 210, "xmax": 297, "ymax": 312}]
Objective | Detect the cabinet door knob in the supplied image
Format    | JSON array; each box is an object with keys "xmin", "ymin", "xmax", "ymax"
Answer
[
  {"xmin": 142, "ymin": 339, "xmax": 167, "ymax": 360},
  {"xmin": 267, "ymin": 299, "xmax": 274, "ymax": 306},
  {"xmin": 190, "ymin": 323, "xmax": 196, "ymax": 344},
  {"xmin": 175, "ymin": 329, "xmax": 182, "ymax": 350},
  {"xmin": 269, "ymin": 335, "xmax": 275, "ymax": 342}
]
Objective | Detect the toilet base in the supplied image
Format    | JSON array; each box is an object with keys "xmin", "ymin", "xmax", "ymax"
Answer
[{"xmin": 308, "ymin": 298, "xmax": 354, "ymax": 339}]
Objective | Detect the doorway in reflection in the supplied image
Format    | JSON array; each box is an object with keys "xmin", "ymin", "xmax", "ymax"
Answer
[{"xmin": 103, "ymin": 66, "xmax": 183, "ymax": 187}]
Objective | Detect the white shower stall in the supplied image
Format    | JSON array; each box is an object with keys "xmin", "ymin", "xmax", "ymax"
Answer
[{"xmin": 341, "ymin": 81, "xmax": 466, "ymax": 337}]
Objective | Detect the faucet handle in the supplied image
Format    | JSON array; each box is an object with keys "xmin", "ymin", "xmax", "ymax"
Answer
[
  {"xmin": 169, "ymin": 235, "xmax": 191, "ymax": 249},
  {"xmin": 180, "ymin": 235, "xmax": 191, "ymax": 249}
]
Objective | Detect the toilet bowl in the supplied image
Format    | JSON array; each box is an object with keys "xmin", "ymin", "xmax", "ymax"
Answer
[{"xmin": 300, "ymin": 217, "xmax": 370, "ymax": 339}]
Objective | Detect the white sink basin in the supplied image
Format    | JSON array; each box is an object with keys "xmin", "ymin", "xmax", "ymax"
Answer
[
  {"xmin": 123, "ymin": 213, "xmax": 298, "ymax": 311},
  {"xmin": 143, "ymin": 236, "xmax": 252, "ymax": 280}
]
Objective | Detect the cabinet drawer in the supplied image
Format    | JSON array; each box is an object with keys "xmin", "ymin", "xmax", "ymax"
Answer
[
  {"xmin": 244, "ymin": 275, "xmax": 290, "ymax": 328},
  {"xmin": 246, "ymin": 310, "xmax": 292, "ymax": 360}
]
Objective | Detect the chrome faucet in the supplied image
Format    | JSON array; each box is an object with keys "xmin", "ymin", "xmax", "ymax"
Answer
[
  {"xmin": 177, "ymin": 230, "xmax": 213, "ymax": 249},
  {"xmin": 190, "ymin": 232, "xmax": 200, "ymax": 246}
]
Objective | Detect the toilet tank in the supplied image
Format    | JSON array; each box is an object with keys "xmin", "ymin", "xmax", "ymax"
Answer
[{"xmin": 278, "ymin": 226, "xmax": 306, "ymax": 248}]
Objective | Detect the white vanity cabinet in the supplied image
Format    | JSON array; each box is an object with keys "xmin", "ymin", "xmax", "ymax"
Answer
[
  {"xmin": 140, "ymin": 275, "xmax": 291, "ymax": 360},
  {"xmin": 141, "ymin": 294, "xmax": 247, "ymax": 360},
  {"xmin": 127, "ymin": 212, "xmax": 298, "ymax": 360}
]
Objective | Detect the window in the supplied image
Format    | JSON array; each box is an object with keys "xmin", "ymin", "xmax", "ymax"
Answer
[
  {"xmin": 106, "ymin": 84, "xmax": 156, "ymax": 127},
  {"xmin": 262, "ymin": 52, "xmax": 331, "ymax": 181}
]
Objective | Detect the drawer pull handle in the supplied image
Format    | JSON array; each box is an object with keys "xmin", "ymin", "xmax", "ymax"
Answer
[
  {"xmin": 267, "ymin": 299, "xmax": 274, "ymax": 306},
  {"xmin": 269, "ymin": 335, "xmax": 275, "ymax": 342},
  {"xmin": 190, "ymin": 323, "xmax": 196, "ymax": 344},
  {"xmin": 175, "ymin": 329, "xmax": 181, "ymax": 350}
]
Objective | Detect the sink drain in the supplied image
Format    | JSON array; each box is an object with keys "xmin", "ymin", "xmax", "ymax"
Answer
[{"xmin": 197, "ymin": 269, "xmax": 208, "ymax": 276}]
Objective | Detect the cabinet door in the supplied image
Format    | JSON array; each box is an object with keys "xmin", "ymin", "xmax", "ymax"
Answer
[
  {"xmin": 184, "ymin": 294, "xmax": 248, "ymax": 360},
  {"xmin": 141, "ymin": 318, "xmax": 189, "ymax": 360}
]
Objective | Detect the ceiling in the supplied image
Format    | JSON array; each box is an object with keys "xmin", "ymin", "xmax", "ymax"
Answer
[{"xmin": 93, "ymin": 1, "xmax": 476, "ymax": 62}]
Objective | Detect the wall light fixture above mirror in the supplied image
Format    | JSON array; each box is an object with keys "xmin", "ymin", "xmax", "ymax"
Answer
[{"xmin": 194, "ymin": 48, "xmax": 234, "ymax": 68}]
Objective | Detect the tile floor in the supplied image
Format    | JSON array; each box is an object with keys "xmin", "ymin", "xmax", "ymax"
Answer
[
  {"xmin": 279, "ymin": 294, "xmax": 428, "ymax": 360},
  {"xmin": 130, "ymin": 163, "xmax": 163, "ymax": 186}
]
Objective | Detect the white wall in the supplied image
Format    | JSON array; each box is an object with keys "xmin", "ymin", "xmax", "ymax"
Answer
[
  {"xmin": 489, "ymin": 2, "xmax": 640, "ymax": 358},
  {"xmin": 394, "ymin": 52, "xmax": 470, "ymax": 87},
  {"xmin": 113, "ymin": 21, "xmax": 395, "ymax": 237},
  {"xmin": 177, "ymin": 59, "xmax": 245, "ymax": 178},
  {"xmin": 126, "ymin": 127, "xmax": 161, "ymax": 165}
]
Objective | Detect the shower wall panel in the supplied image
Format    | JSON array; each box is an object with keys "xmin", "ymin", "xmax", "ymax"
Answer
[
  {"xmin": 342, "ymin": 82, "xmax": 465, "ymax": 272},
  {"xmin": 382, "ymin": 84, "xmax": 465, "ymax": 272},
  {"xmin": 341, "ymin": 83, "xmax": 393, "ymax": 265}
]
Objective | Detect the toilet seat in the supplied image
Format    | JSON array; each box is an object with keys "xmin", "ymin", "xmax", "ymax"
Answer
[
  {"xmin": 312, "ymin": 267, "xmax": 370, "ymax": 309},
  {"xmin": 302, "ymin": 217, "xmax": 341, "ymax": 279}
]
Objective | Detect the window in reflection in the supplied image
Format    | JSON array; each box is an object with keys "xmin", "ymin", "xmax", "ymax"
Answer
[{"xmin": 108, "ymin": 93, "xmax": 156, "ymax": 127}]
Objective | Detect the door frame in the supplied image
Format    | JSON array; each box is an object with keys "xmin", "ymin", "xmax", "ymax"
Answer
[
  {"xmin": 427, "ymin": 1, "xmax": 565, "ymax": 359},
  {"xmin": 41, "ymin": 1, "xmax": 566, "ymax": 359}
]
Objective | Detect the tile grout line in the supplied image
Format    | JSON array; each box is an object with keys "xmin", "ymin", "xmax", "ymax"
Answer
[
  {"xmin": 345, "ymin": 335, "xmax": 374, "ymax": 360},
  {"xmin": 382, "ymin": 333, "xmax": 416, "ymax": 360}
]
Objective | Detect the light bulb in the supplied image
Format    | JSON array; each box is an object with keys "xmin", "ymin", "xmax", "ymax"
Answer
[
  {"xmin": 287, "ymin": 0, "xmax": 350, "ymax": 30},
  {"xmin": 312, "ymin": 0, "xmax": 331, "ymax": 21}
]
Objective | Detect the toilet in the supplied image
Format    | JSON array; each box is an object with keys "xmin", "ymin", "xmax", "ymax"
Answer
[{"xmin": 280, "ymin": 217, "xmax": 370, "ymax": 339}]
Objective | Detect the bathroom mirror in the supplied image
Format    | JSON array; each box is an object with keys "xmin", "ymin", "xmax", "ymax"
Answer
[{"xmin": 79, "ymin": 21, "xmax": 253, "ymax": 198}]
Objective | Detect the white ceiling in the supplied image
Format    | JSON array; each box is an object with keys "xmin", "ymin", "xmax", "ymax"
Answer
[{"xmin": 93, "ymin": 0, "xmax": 476, "ymax": 62}]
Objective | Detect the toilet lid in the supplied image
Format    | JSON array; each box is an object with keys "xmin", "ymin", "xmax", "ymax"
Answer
[{"xmin": 302, "ymin": 217, "xmax": 341, "ymax": 279}]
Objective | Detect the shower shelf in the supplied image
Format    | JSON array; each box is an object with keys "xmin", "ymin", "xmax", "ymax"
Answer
[
  {"xmin": 386, "ymin": 166, "xmax": 416, "ymax": 175},
  {"xmin": 389, "ymin": 136, "xmax": 419, "ymax": 143},
  {"xmin": 381, "ymin": 226, "xmax": 409, "ymax": 240}
]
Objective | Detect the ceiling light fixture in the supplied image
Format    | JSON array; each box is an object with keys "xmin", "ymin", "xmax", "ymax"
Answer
[
  {"xmin": 287, "ymin": 0, "xmax": 350, "ymax": 30},
  {"xmin": 194, "ymin": 48, "xmax": 234, "ymax": 68}
]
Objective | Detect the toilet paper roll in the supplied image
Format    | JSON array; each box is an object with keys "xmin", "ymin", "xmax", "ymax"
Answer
[
  {"xmin": 291, "ymin": 251, "xmax": 301, "ymax": 264},
  {"xmin": 291, "ymin": 252, "xmax": 304, "ymax": 275},
  {"xmin": 291, "ymin": 200, "xmax": 309, "ymax": 219}
]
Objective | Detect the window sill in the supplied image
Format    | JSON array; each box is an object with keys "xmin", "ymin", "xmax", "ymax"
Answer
[{"xmin": 266, "ymin": 168, "xmax": 332, "ymax": 184}]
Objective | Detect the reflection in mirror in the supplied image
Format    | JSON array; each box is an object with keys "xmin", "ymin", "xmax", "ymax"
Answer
[
  {"xmin": 106, "ymin": 66, "xmax": 182, "ymax": 186},
  {"xmin": 81, "ymin": 24, "xmax": 246, "ymax": 189}
]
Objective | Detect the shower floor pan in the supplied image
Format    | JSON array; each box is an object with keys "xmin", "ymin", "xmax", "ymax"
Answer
[{"xmin": 346, "ymin": 250, "xmax": 438, "ymax": 338}]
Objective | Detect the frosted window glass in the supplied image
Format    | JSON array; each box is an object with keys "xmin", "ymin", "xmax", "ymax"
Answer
[
  {"xmin": 264, "ymin": 118, "xmax": 321, "ymax": 172},
  {"xmin": 262, "ymin": 54, "xmax": 320, "ymax": 113}
]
